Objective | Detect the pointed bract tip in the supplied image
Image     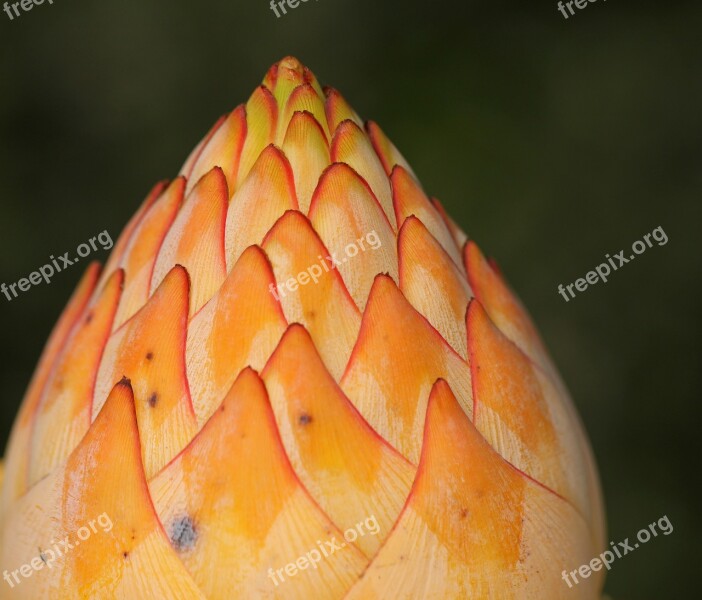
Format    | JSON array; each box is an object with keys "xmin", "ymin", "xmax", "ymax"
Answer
[{"xmin": 117, "ymin": 375, "xmax": 132, "ymax": 389}]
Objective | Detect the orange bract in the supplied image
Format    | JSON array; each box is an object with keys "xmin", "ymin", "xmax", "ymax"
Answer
[{"xmin": 0, "ymin": 56, "xmax": 605, "ymax": 599}]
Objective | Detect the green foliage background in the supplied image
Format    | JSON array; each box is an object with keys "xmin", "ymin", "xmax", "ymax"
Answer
[{"xmin": 0, "ymin": 1, "xmax": 700, "ymax": 596}]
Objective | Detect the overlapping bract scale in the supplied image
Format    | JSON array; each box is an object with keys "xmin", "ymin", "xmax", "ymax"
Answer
[
  {"xmin": 344, "ymin": 381, "xmax": 600, "ymax": 599},
  {"xmin": 0, "ymin": 56, "xmax": 604, "ymax": 599},
  {"xmin": 2, "ymin": 381, "xmax": 206, "ymax": 599},
  {"xmin": 261, "ymin": 325, "xmax": 416, "ymax": 558}
]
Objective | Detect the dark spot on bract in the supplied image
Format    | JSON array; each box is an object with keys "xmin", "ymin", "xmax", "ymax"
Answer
[
  {"xmin": 170, "ymin": 516, "xmax": 197, "ymax": 552},
  {"xmin": 148, "ymin": 392, "xmax": 158, "ymax": 407},
  {"xmin": 146, "ymin": 351, "xmax": 154, "ymax": 361},
  {"xmin": 85, "ymin": 312, "xmax": 93, "ymax": 324},
  {"xmin": 460, "ymin": 508, "xmax": 469, "ymax": 519},
  {"xmin": 118, "ymin": 376, "xmax": 132, "ymax": 388},
  {"xmin": 298, "ymin": 413, "xmax": 313, "ymax": 426},
  {"xmin": 123, "ymin": 551, "xmax": 129, "ymax": 559}
]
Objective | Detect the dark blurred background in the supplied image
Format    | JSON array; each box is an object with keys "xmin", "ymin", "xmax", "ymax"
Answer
[{"xmin": 0, "ymin": 0, "xmax": 700, "ymax": 597}]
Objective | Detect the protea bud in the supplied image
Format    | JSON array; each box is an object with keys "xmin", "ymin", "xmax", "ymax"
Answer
[{"xmin": 0, "ymin": 57, "xmax": 605, "ymax": 599}]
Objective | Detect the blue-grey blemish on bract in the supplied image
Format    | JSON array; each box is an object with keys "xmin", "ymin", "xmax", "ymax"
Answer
[{"xmin": 170, "ymin": 516, "xmax": 197, "ymax": 551}]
